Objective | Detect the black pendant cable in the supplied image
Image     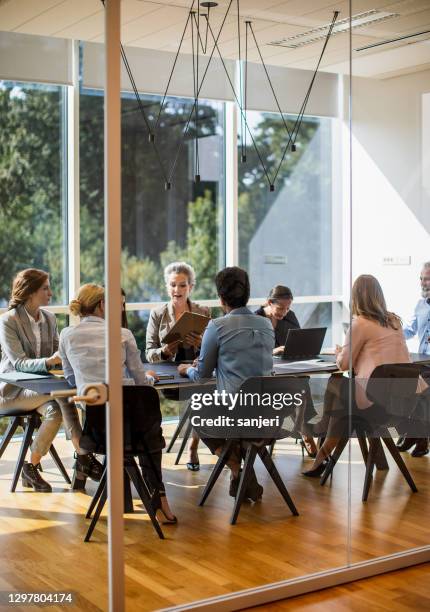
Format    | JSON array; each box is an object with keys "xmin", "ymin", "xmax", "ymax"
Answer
[
  {"xmin": 205, "ymin": 10, "xmax": 338, "ymax": 191},
  {"xmin": 271, "ymin": 10, "xmax": 339, "ymax": 188},
  {"xmin": 204, "ymin": 16, "xmax": 272, "ymax": 188},
  {"xmin": 236, "ymin": 0, "xmax": 245, "ymax": 163},
  {"xmin": 199, "ymin": 2, "xmax": 218, "ymax": 54},
  {"xmin": 167, "ymin": 0, "xmax": 234, "ymax": 189},
  {"xmin": 248, "ymin": 22, "xmax": 293, "ymax": 152},
  {"xmin": 190, "ymin": 7, "xmax": 200, "ymax": 183},
  {"xmin": 243, "ymin": 19, "xmax": 249, "ymax": 163},
  {"xmin": 99, "ymin": 0, "xmax": 169, "ymax": 186}
]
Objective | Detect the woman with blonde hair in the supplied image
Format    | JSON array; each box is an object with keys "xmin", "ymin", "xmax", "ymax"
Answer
[
  {"xmin": 303, "ymin": 274, "xmax": 415, "ymax": 476},
  {"xmin": 59, "ymin": 284, "xmax": 177, "ymax": 523},
  {"xmin": 0, "ymin": 269, "xmax": 102, "ymax": 492}
]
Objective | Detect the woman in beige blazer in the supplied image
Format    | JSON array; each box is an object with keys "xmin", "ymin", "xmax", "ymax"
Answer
[
  {"xmin": 0, "ymin": 269, "xmax": 102, "ymax": 491},
  {"xmin": 146, "ymin": 262, "xmax": 210, "ymax": 470}
]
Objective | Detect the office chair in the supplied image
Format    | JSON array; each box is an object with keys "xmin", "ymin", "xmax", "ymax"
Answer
[
  {"xmin": 198, "ymin": 375, "xmax": 301, "ymax": 524},
  {"xmin": 81, "ymin": 385, "xmax": 165, "ymax": 541},
  {"xmin": 320, "ymin": 363, "xmax": 420, "ymax": 501},
  {"xmin": 0, "ymin": 409, "xmax": 71, "ymax": 492}
]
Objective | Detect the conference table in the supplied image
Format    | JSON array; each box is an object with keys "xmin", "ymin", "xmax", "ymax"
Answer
[{"xmin": 1, "ymin": 353, "xmax": 429, "ymax": 498}]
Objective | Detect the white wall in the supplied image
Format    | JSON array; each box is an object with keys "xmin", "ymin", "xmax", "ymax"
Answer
[{"xmin": 349, "ymin": 69, "xmax": 430, "ymax": 348}]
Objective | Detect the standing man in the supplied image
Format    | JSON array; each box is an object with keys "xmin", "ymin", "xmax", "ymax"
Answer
[
  {"xmin": 400, "ymin": 262, "xmax": 430, "ymax": 456},
  {"xmin": 178, "ymin": 267, "xmax": 275, "ymax": 498}
]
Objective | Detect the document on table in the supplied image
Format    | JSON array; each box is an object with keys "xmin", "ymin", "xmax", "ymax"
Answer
[
  {"xmin": 274, "ymin": 359, "xmax": 337, "ymax": 372},
  {"xmin": 0, "ymin": 372, "xmax": 53, "ymax": 381}
]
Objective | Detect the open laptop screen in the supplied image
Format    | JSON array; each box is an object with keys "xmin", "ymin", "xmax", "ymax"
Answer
[{"xmin": 282, "ymin": 327, "xmax": 327, "ymax": 361}]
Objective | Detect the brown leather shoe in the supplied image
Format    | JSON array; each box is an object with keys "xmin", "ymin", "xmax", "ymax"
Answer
[{"xmin": 22, "ymin": 462, "xmax": 52, "ymax": 492}]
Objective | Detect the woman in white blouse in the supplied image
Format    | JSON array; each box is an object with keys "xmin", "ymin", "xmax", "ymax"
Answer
[{"xmin": 59, "ymin": 284, "xmax": 177, "ymax": 524}]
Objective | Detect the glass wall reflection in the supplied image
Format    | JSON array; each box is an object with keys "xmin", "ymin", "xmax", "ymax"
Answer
[{"xmin": 350, "ymin": 0, "xmax": 430, "ymax": 564}]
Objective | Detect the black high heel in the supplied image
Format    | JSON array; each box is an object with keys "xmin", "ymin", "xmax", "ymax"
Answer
[
  {"xmin": 302, "ymin": 459, "xmax": 328, "ymax": 478},
  {"xmin": 152, "ymin": 492, "xmax": 178, "ymax": 525}
]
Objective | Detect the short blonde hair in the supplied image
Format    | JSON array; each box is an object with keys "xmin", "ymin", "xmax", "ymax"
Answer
[{"xmin": 69, "ymin": 284, "xmax": 104, "ymax": 317}]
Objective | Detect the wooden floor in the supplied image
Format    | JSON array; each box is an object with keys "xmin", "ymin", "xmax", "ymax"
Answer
[
  {"xmin": 0, "ymin": 425, "xmax": 429, "ymax": 611},
  {"xmin": 247, "ymin": 562, "xmax": 430, "ymax": 610}
]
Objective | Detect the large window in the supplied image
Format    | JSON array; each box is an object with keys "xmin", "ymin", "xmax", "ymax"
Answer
[
  {"xmin": 0, "ymin": 81, "xmax": 67, "ymax": 306},
  {"xmin": 238, "ymin": 111, "xmax": 333, "ymax": 298},
  {"xmin": 80, "ymin": 89, "xmax": 226, "ymax": 302}
]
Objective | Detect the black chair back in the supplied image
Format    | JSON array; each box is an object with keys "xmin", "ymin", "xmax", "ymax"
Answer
[
  {"xmin": 365, "ymin": 363, "xmax": 420, "ymax": 422},
  {"xmin": 80, "ymin": 385, "xmax": 165, "ymax": 455},
  {"xmin": 234, "ymin": 375, "xmax": 305, "ymax": 441}
]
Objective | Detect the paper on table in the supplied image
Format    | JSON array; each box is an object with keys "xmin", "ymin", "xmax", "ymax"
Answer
[
  {"xmin": 0, "ymin": 372, "xmax": 52, "ymax": 381},
  {"xmin": 275, "ymin": 359, "xmax": 337, "ymax": 370}
]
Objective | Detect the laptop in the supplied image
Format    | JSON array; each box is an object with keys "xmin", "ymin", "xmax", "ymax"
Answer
[{"xmin": 280, "ymin": 327, "xmax": 327, "ymax": 362}]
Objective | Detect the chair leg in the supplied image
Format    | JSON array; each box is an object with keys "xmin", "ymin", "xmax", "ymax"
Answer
[
  {"xmin": 126, "ymin": 461, "xmax": 164, "ymax": 540},
  {"xmin": 174, "ymin": 419, "xmax": 192, "ymax": 465},
  {"xmin": 362, "ymin": 438, "xmax": 379, "ymax": 502},
  {"xmin": 165, "ymin": 402, "xmax": 191, "ymax": 453},
  {"xmin": 123, "ymin": 469, "xmax": 134, "ymax": 514},
  {"xmin": 230, "ymin": 445, "xmax": 257, "ymax": 525},
  {"xmin": 374, "ymin": 438, "xmax": 389, "ymax": 471},
  {"xmin": 258, "ymin": 446, "xmax": 299, "ymax": 516},
  {"xmin": 86, "ymin": 468, "xmax": 107, "ymax": 519},
  {"xmin": 357, "ymin": 435, "xmax": 369, "ymax": 464},
  {"xmin": 0, "ymin": 418, "xmax": 20, "ymax": 459},
  {"xmin": 268, "ymin": 441, "xmax": 276, "ymax": 457},
  {"xmin": 11, "ymin": 417, "xmax": 36, "ymax": 492},
  {"xmin": 84, "ymin": 482, "xmax": 107, "ymax": 542},
  {"xmin": 199, "ymin": 440, "xmax": 234, "ymax": 507},
  {"xmin": 49, "ymin": 444, "xmax": 71, "ymax": 484},
  {"xmin": 381, "ymin": 434, "xmax": 418, "ymax": 493},
  {"xmin": 320, "ymin": 437, "xmax": 348, "ymax": 486}
]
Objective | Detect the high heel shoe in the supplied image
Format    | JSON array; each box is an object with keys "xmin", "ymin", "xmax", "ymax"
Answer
[
  {"xmin": 302, "ymin": 459, "xmax": 328, "ymax": 478},
  {"xmin": 153, "ymin": 493, "xmax": 178, "ymax": 525},
  {"xmin": 300, "ymin": 438, "xmax": 317, "ymax": 459}
]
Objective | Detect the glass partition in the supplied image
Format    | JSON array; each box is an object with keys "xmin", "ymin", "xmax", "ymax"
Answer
[{"xmin": 350, "ymin": 0, "xmax": 430, "ymax": 565}]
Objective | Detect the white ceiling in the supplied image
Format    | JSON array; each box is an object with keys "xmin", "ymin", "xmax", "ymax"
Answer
[{"xmin": 0, "ymin": 0, "xmax": 429, "ymax": 78}]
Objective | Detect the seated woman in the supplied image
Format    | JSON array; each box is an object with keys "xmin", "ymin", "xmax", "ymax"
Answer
[
  {"xmin": 256, "ymin": 285, "xmax": 317, "ymax": 457},
  {"xmin": 303, "ymin": 274, "xmax": 423, "ymax": 476},
  {"xmin": 0, "ymin": 268, "xmax": 102, "ymax": 492},
  {"xmin": 255, "ymin": 285, "xmax": 299, "ymax": 356},
  {"xmin": 59, "ymin": 283, "xmax": 177, "ymax": 523},
  {"xmin": 146, "ymin": 261, "xmax": 210, "ymax": 471}
]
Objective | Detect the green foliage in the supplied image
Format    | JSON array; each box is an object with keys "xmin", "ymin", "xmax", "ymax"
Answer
[
  {"xmin": 0, "ymin": 83, "xmax": 65, "ymax": 304},
  {"xmin": 0, "ymin": 82, "xmax": 316, "ymax": 312}
]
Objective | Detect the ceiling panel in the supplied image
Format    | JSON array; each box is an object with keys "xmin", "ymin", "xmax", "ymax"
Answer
[
  {"xmin": 13, "ymin": 0, "xmax": 100, "ymax": 36},
  {"xmin": 121, "ymin": 6, "xmax": 188, "ymax": 44},
  {"xmin": 0, "ymin": 0, "xmax": 429, "ymax": 77},
  {"xmin": 0, "ymin": 0, "xmax": 63, "ymax": 31},
  {"xmin": 53, "ymin": 9, "xmax": 104, "ymax": 39}
]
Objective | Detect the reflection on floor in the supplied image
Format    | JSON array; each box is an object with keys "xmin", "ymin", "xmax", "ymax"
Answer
[
  {"xmin": 0, "ymin": 424, "xmax": 429, "ymax": 611},
  {"xmin": 247, "ymin": 562, "xmax": 430, "ymax": 610}
]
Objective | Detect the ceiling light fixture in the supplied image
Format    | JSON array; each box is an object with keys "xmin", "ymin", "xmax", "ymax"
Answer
[
  {"xmin": 355, "ymin": 28, "xmax": 430, "ymax": 51},
  {"xmin": 268, "ymin": 10, "xmax": 400, "ymax": 49}
]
